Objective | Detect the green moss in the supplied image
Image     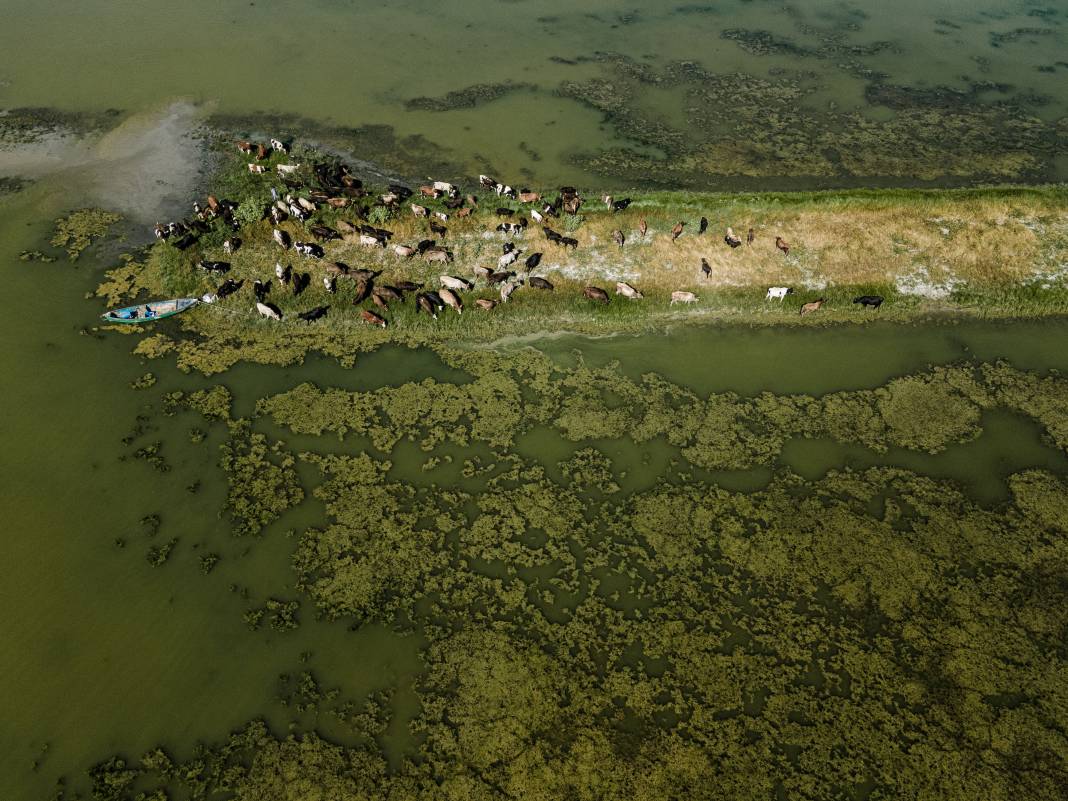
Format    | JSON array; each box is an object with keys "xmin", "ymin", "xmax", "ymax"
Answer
[{"xmin": 220, "ymin": 421, "xmax": 304, "ymax": 537}]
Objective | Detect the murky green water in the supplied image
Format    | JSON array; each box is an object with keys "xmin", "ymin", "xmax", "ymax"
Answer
[{"xmin": 2, "ymin": 1, "xmax": 1068, "ymax": 798}]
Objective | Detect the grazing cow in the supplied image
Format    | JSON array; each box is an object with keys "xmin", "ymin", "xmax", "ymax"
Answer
[
  {"xmin": 500, "ymin": 280, "xmax": 522, "ymax": 303},
  {"xmin": 352, "ymin": 278, "xmax": 373, "ymax": 304},
  {"xmin": 699, "ymin": 216, "xmax": 708, "ymax": 235},
  {"xmin": 324, "ymin": 277, "xmax": 337, "ymax": 293},
  {"xmin": 253, "ymin": 279, "xmax": 270, "ymax": 302},
  {"xmin": 275, "ymin": 262, "xmax": 292, "ymax": 285},
  {"xmin": 375, "ymin": 285, "xmax": 405, "ymax": 302},
  {"xmin": 298, "ymin": 306, "xmax": 329, "ymax": 322},
  {"xmin": 724, "ymin": 227, "xmax": 742, "ymax": 248},
  {"xmin": 199, "ymin": 260, "xmax": 231, "ymax": 274},
  {"xmin": 420, "ymin": 185, "xmax": 442, "ymax": 199},
  {"xmin": 271, "ymin": 206, "xmax": 287, "ymax": 225},
  {"xmin": 853, "ymin": 295, "xmax": 884, "ymax": 309},
  {"xmin": 613, "ymin": 230, "xmax": 625, "ymax": 248},
  {"xmin": 395, "ymin": 281, "xmax": 423, "ymax": 292},
  {"xmin": 543, "ymin": 226, "xmax": 562, "ymax": 243},
  {"xmin": 310, "ymin": 225, "xmax": 340, "ymax": 242},
  {"xmin": 276, "ymin": 164, "xmax": 299, "ymax": 175},
  {"xmin": 701, "ymin": 258, "xmax": 711, "ymax": 279},
  {"xmin": 416, "ymin": 293, "xmax": 439, "ymax": 318},
  {"xmin": 273, "ymin": 228, "xmax": 291, "ymax": 250},
  {"xmin": 525, "ymin": 252, "xmax": 542, "ymax": 270},
  {"xmin": 411, "ymin": 203, "xmax": 429, "ymax": 217},
  {"xmin": 440, "ymin": 275, "xmax": 473, "ymax": 291},
  {"xmin": 237, "ymin": 140, "xmax": 255, "ymax": 154},
  {"xmin": 800, "ymin": 298, "xmax": 826, "ymax": 317},
  {"xmin": 216, "ymin": 278, "xmax": 244, "ymax": 299},
  {"xmin": 615, "ymin": 282, "xmax": 643, "ymax": 299},
  {"xmin": 670, "ymin": 291, "xmax": 698, "ymax": 305},
  {"xmin": 255, "ymin": 143, "xmax": 270, "ymax": 160},
  {"xmin": 431, "ymin": 180, "xmax": 458, "ymax": 197},
  {"xmin": 472, "ymin": 265, "xmax": 493, "ymax": 280},
  {"xmin": 326, "ymin": 197, "xmax": 350, "ymax": 208},
  {"xmin": 248, "ymin": 163, "xmax": 266, "ymax": 174},
  {"xmin": 602, "ymin": 194, "xmax": 613, "ymax": 210},
  {"xmin": 256, "ymin": 301, "xmax": 283, "ymax": 320},
  {"xmin": 270, "ymin": 138, "xmax": 288, "ymax": 153},
  {"xmin": 495, "ymin": 207, "xmax": 514, "ymax": 217},
  {"xmin": 765, "ymin": 286, "xmax": 793, "ymax": 301},
  {"xmin": 488, "ymin": 271, "xmax": 515, "ymax": 285},
  {"xmin": 530, "ymin": 208, "xmax": 544, "ymax": 223},
  {"xmin": 747, "ymin": 227, "xmax": 755, "ymax": 245},
  {"xmin": 519, "ymin": 191, "xmax": 541, "ymax": 203},
  {"xmin": 613, "ymin": 198, "xmax": 632, "ymax": 212},
  {"xmin": 361, "ymin": 309, "xmax": 387, "ymax": 328},
  {"xmin": 639, "ymin": 217, "xmax": 648, "ymax": 238},
  {"xmin": 393, "ymin": 244, "xmax": 416, "ymax": 258},
  {"xmin": 476, "ymin": 298, "xmax": 498, "ymax": 310},
  {"xmin": 429, "ymin": 220, "xmax": 447, "ymax": 237},
  {"xmin": 324, "ymin": 261, "xmax": 349, "ymax": 276},
  {"xmin": 479, "ymin": 174, "xmax": 497, "ymax": 189},
  {"xmin": 371, "ymin": 292, "xmax": 389, "ymax": 309},
  {"xmin": 292, "ymin": 272, "xmax": 311, "ymax": 296},
  {"xmin": 359, "ymin": 234, "xmax": 385, "ymax": 248},
  {"xmin": 498, "ymin": 250, "xmax": 519, "ymax": 269},
  {"xmin": 775, "ymin": 236, "xmax": 790, "ymax": 256},
  {"xmin": 529, "ymin": 276, "xmax": 554, "ymax": 291},
  {"xmin": 439, "ymin": 287, "xmax": 464, "ymax": 313},
  {"xmin": 671, "ymin": 221, "xmax": 685, "ymax": 242},
  {"xmin": 295, "ymin": 242, "xmax": 324, "ymax": 258},
  {"xmin": 423, "ymin": 248, "xmax": 453, "ymax": 264},
  {"xmin": 223, "ymin": 237, "xmax": 241, "ymax": 254},
  {"xmin": 457, "ymin": 207, "xmax": 474, "ymax": 218},
  {"xmin": 584, "ymin": 286, "xmax": 610, "ymax": 304},
  {"xmin": 560, "ymin": 237, "xmax": 578, "ymax": 249},
  {"xmin": 415, "ymin": 238, "xmax": 436, "ymax": 254},
  {"xmin": 433, "ymin": 211, "xmax": 449, "ymax": 223}
]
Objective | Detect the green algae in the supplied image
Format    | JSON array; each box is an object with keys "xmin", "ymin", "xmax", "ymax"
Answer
[
  {"xmin": 51, "ymin": 208, "xmax": 122, "ymax": 261},
  {"xmin": 219, "ymin": 421, "xmax": 304, "ymax": 537}
]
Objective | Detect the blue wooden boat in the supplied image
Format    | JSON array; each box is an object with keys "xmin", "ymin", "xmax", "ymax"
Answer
[{"xmin": 101, "ymin": 298, "xmax": 199, "ymax": 324}]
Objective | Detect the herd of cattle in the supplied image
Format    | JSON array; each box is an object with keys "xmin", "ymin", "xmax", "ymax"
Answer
[{"xmin": 151, "ymin": 139, "xmax": 886, "ymax": 327}]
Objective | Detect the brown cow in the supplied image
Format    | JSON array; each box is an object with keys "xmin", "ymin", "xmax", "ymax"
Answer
[
  {"xmin": 776, "ymin": 236, "xmax": 790, "ymax": 256},
  {"xmin": 584, "ymin": 286, "xmax": 610, "ymax": 304},
  {"xmin": 800, "ymin": 298, "xmax": 826, "ymax": 317},
  {"xmin": 361, "ymin": 310, "xmax": 387, "ymax": 328}
]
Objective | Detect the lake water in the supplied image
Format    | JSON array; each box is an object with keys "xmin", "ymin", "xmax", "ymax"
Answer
[{"xmin": 1, "ymin": 1, "xmax": 1067, "ymax": 798}]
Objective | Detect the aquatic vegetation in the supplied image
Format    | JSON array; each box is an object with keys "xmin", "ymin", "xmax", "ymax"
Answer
[
  {"xmin": 0, "ymin": 106, "xmax": 121, "ymax": 144},
  {"xmin": 51, "ymin": 208, "xmax": 122, "ymax": 261},
  {"xmin": 219, "ymin": 421, "xmax": 303, "ymax": 537},
  {"xmin": 405, "ymin": 82, "xmax": 537, "ymax": 112}
]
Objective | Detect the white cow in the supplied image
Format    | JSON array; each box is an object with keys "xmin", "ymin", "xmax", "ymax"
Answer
[
  {"xmin": 670, "ymin": 291, "xmax": 698, "ymax": 305},
  {"xmin": 615, "ymin": 282, "xmax": 644, "ymax": 299},
  {"xmin": 766, "ymin": 286, "xmax": 793, "ymax": 301},
  {"xmin": 439, "ymin": 275, "xmax": 473, "ymax": 291},
  {"xmin": 498, "ymin": 250, "xmax": 519, "ymax": 269}
]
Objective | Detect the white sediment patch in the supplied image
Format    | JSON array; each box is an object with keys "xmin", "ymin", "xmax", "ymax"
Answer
[
  {"xmin": 1024, "ymin": 261, "xmax": 1068, "ymax": 289},
  {"xmin": 895, "ymin": 265, "xmax": 963, "ymax": 299}
]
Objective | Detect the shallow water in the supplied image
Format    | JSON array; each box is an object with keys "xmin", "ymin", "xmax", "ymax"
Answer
[{"xmin": 2, "ymin": 1, "xmax": 1068, "ymax": 798}]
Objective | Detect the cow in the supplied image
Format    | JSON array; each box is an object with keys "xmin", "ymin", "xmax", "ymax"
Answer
[
  {"xmin": 273, "ymin": 228, "xmax": 291, "ymax": 250},
  {"xmin": 525, "ymin": 252, "xmax": 542, "ymax": 270},
  {"xmin": 253, "ymin": 279, "xmax": 270, "ymax": 302},
  {"xmin": 411, "ymin": 203, "xmax": 429, "ymax": 217},
  {"xmin": 476, "ymin": 298, "xmax": 499, "ymax": 310},
  {"xmin": 853, "ymin": 295, "xmax": 884, "ymax": 309},
  {"xmin": 298, "ymin": 306, "xmax": 329, "ymax": 322},
  {"xmin": 584, "ymin": 286, "xmax": 610, "ymax": 304},
  {"xmin": 560, "ymin": 237, "xmax": 578, "ymax": 250},
  {"xmin": 671, "ymin": 291, "xmax": 698, "ymax": 305},
  {"xmin": 701, "ymin": 258, "xmax": 711, "ymax": 279},
  {"xmin": 423, "ymin": 248, "xmax": 453, "ymax": 263},
  {"xmin": 416, "ymin": 293, "xmax": 439, "ymax": 318},
  {"xmin": 500, "ymin": 280, "xmax": 521, "ymax": 303},
  {"xmin": 361, "ymin": 309, "xmax": 387, "ymax": 328},
  {"xmin": 199, "ymin": 260, "xmax": 231, "ymax": 274},
  {"xmin": 248, "ymin": 163, "xmax": 266, "ymax": 174},
  {"xmin": 295, "ymin": 242, "xmax": 324, "ymax": 258},
  {"xmin": 639, "ymin": 217, "xmax": 648, "ymax": 238},
  {"xmin": 256, "ymin": 301, "xmax": 283, "ymax": 320},
  {"xmin": 222, "ymin": 237, "xmax": 241, "ymax": 254},
  {"xmin": 615, "ymin": 282, "xmax": 643, "ymax": 299},
  {"xmin": 775, "ymin": 236, "xmax": 790, "ymax": 256},
  {"xmin": 530, "ymin": 208, "xmax": 544, "ymax": 223},
  {"xmin": 479, "ymin": 174, "xmax": 497, "ymax": 189},
  {"xmin": 766, "ymin": 286, "xmax": 793, "ymax": 301},
  {"xmin": 498, "ymin": 250, "xmax": 519, "ymax": 269},
  {"xmin": 439, "ymin": 287, "xmax": 464, "ymax": 314},
  {"xmin": 699, "ymin": 216, "xmax": 708, "ymax": 234},
  {"xmin": 519, "ymin": 191, "xmax": 541, "ymax": 203},
  {"xmin": 216, "ymin": 278, "xmax": 244, "ymax": 299},
  {"xmin": 724, "ymin": 227, "xmax": 742, "ymax": 248},
  {"xmin": 270, "ymin": 137, "xmax": 288, "ymax": 153},
  {"xmin": 393, "ymin": 244, "xmax": 416, "ymax": 258},
  {"xmin": 747, "ymin": 227, "xmax": 755, "ymax": 245},
  {"xmin": 359, "ymin": 234, "xmax": 384, "ymax": 248},
  {"xmin": 440, "ymin": 275, "xmax": 473, "ymax": 291},
  {"xmin": 800, "ymin": 298, "xmax": 826, "ymax": 317},
  {"xmin": 613, "ymin": 230, "xmax": 625, "ymax": 248},
  {"xmin": 671, "ymin": 221, "xmax": 685, "ymax": 242},
  {"xmin": 276, "ymin": 164, "xmax": 300, "ymax": 175},
  {"xmin": 431, "ymin": 180, "xmax": 459, "ymax": 197},
  {"xmin": 529, "ymin": 277, "xmax": 554, "ymax": 291}
]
